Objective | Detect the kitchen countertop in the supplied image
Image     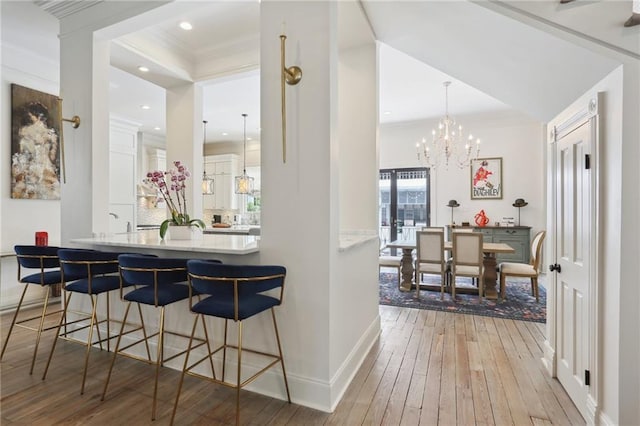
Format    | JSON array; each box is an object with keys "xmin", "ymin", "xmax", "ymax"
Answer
[{"xmin": 70, "ymin": 229, "xmax": 259, "ymax": 255}]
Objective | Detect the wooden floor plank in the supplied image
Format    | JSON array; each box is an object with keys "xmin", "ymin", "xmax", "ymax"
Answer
[
  {"xmin": 485, "ymin": 317, "xmax": 533, "ymax": 426},
  {"xmin": 1, "ymin": 304, "xmax": 585, "ymax": 426}
]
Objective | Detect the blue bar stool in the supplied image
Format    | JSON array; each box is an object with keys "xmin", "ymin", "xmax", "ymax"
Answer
[
  {"xmin": 101, "ymin": 254, "xmax": 219, "ymax": 420},
  {"xmin": 1, "ymin": 246, "xmax": 84, "ymax": 374},
  {"xmin": 171, "ymin": 261, "xmax": 291, "ymax": 426},
  {"xmin": 42, "ymin": 249, "xmax": 129, "ymax": 394}
]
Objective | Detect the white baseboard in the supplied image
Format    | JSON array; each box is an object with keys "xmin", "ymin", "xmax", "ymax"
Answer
[
  {"xmin": 542, "ymin": 339, "xmax": 556, "ymax": 376},
  {"xmin": 586, "ymin": 394, "xmax": 598, "ymax": 425},
  {"xmin": 86, "ymin": 313, "xmax": 381, "ymax": 413}
]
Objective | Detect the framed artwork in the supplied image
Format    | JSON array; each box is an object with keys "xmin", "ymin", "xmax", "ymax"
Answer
[
  {"xmin": 10, "ymin": 84, "xmax": 61, "ymax": 199},
  {"xmin": 470, "ymin": 157, "xmax": 502, "ymax": 199}
]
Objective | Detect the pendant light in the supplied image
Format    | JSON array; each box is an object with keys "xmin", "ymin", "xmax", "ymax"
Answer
[
  {"xmin": 202, "ymin": 120, "xmax": 214, "ymax": 194},
  {"xmin": 235, "ymin": 113, "xmax": 254, "ymax": 194}
]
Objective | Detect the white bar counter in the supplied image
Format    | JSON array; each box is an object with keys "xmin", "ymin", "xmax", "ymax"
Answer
[{"xmin": 69, "ymin": 229, "xmax": 259, "ymax": 262}]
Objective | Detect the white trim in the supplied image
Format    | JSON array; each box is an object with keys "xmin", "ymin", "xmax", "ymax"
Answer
[
  {"xmin": 599, "ymin": 410, "xmax": 616, "ymax": 426},
  {"xmin": 586, "ymin": 394, "xmax": 598, "ymax": 426},
  {"xmin": 542, "ymin": 339, "xmax": 556, "ymax": 376}
]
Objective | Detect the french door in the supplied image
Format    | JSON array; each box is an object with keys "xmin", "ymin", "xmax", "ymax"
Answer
[{"xmin": 379, "ymin": 168, "xmax": 430, "ymax": 251}]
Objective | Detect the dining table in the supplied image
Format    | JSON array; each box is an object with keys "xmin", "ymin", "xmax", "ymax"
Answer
[{"xmin": 386, "ymin": 239, "xmax": 515, "ymax": 300}]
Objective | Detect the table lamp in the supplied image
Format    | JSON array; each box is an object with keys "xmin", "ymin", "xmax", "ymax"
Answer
[
  {"xmin": 446, "ymin": 200, "xmax": 460, "ymax": 225},
  {"xmin": 513, "ymin": 198, "xmax": 528, "ymax": 226}
]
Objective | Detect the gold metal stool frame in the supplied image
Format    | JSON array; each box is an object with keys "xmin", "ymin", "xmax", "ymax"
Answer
[
  {"xmin": 42, "ymin": 258, "xmax": 135, "ymax": 394},
  {"xmin": 171, "ymin": 272, "xmax": 291, "ymax": 426},
  {"xmin": 101, "ymin": 264, "xmax": 215, "ymax": 421},
  {"xmin": 1, "ymin": 251, "xmax": 63, "ymax": 374}
]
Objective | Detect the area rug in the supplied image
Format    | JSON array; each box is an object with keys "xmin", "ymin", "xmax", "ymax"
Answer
[{"xmin": 379, "ymin": 272, "xmax": 546, "ymax": 323}]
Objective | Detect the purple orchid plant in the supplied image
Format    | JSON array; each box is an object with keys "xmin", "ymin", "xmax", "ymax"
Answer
[{"xmin": 145, "ymin": 161, "xmax": 205, "ymax": 239}]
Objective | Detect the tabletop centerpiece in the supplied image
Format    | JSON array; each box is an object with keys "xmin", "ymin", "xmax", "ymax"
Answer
[{"xmin": 145, "ymin": 161, "xmax": 205, "ymax": 239}]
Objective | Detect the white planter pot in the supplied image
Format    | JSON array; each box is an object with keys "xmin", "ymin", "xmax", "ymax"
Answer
[{"xmin": 168, "ymin": 225, "xmax": 195, "ymax": 240}]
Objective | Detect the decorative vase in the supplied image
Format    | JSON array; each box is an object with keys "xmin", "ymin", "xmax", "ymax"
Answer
[{"xmin": 474, "ymin": 210, "xmax": 490, "ymax": 227}]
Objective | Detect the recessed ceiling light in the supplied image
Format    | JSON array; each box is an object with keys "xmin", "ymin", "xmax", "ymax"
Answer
[
  {"xmin": 179, "ymin": 21, "xmax": 193, "ymax": 31},
  {"xmin": 247, "ymin": 137, "xmax": 252, "ymax": 141},
  {"xmin": 222, "ymin": 132, "xmax": 228, "ymax": 136},
  {"xmin": 140, "ymin": 105, "xmax": 151, "ymax": 110},
  {"xmin": 383, "ymin": 111, "xmax": 392, "ymax": 115},
  {"xmin": 154, "ymin": 127, "xmax": 161, "ymax": 131},
  {"xmin": 138, "ymin": 66, "xmax": 149, "ymax": 72}
]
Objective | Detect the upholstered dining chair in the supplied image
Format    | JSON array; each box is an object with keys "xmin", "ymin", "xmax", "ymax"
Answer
[
  {"xmin": 379, "ymin": 246, "xmax": 402, "ymax": 288},
  {"xmin": 415, "ymin": 231, "xmax": 448, "ymax": 300},
  {"xmin": 451, "ymin": 232, "xmax": 484, "ymax": 301},
  {"xmin": 171, "ymin": 261, "xmax": 291, "ymax": 426},
  {"xmin": 42, "ymin": 249, "xmax": 129, "ymax": 394},
  {"xmin": 421, "ymin": 226, "xmax": 445, "ymax": 232},
  {"xmin": 101, "ymin": 255, "xmax": 219, "ymax": 420},
  {"xmin": 499, "ymin": 230, "xmax": 546, "ymax": 302},
  {"xmin": 1, "ymin": 246, "xmax": 85, "ymax": 374}
]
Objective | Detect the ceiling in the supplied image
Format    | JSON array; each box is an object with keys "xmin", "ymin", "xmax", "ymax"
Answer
[{"xmin": 32, "ymin": 0, "xmax": 636, "ymax": 144}]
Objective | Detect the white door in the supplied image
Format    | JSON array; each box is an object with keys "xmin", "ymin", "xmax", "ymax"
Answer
[{"xmin": 554, "ymin": 119, "xmax": 592, "ymax": 418}]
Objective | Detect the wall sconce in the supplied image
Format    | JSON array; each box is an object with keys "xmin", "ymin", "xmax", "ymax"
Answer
[
  {"xmin": 513, "ymin": 198, "xmax": 528, "ymax": 226},
  {"xmin": 446, "ymin": 199, "xmax": 460, "ymax": 225},
  {"xmin": 57, "ymin": 97, "xmax": 81, "ymax": 184},
  {"xmin": 280, "ymin": 28, "xmax": 303, "ymax": 164}
]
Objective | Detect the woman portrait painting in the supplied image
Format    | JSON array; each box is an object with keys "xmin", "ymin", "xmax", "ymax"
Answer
[{"xmin": 11, "ymin": 84, "xmax": 61, "ymax": 199}]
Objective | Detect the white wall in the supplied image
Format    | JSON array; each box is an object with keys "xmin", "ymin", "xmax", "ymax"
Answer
[
  {"xmin": 380, "ymin": 111, "xmax": 546, "ymax": 233},
  {"xmin": 0, "ymin": 2, "xmax": 61, "ymax": 310}
]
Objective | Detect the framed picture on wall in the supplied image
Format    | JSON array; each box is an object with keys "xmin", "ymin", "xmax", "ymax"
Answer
[
  {"xmin": 470, "ymin": 157, "xmax": 502, "ymax": 199},
  {"xmin": 10, "ymin": 84, "xmax": 61, "ymax": 200}
]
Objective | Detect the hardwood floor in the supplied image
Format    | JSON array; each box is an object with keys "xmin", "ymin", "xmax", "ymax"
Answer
[{"xmin": 1, "ymin": 304, "xmax": 584, "ymax": 425}]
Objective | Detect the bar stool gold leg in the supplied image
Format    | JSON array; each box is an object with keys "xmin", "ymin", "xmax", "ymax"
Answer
[
  {"xmin": 152, "ymin": 306, "xmax": 166, "ymax": 420},
  {"xmin": 0, "ymin": 286, "xmax": 29, "ymax": 362},
  {"xmin": 81, "ymin": 295, "xmax": 99, "ymax": 395},
  {"xmin": 170, "ymin": 314, "xmax": 199, "ymax": 426},
  {"xmin": 30, "ymin": 288, "xmax": 52, "ymax": 375},
  {"xmin": 236, "ymin": 321, "xmax": 243, "ymax": 426},
  {"xmin": 42, "ymin": 290, "xmax": 73, "ymax": 380},
  {"xmin": 222, "ymin": 318, "xmax": 228, "ymax": 381},
  {"xmin": 271, "ymin": 308, "xmax": 291, "ymax": 403},
  {"xmin": 101, "ymin": 301, "xmax": 133, "ymax": 402}
]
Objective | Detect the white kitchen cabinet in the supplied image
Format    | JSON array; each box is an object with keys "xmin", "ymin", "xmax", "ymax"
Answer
[{"xmin": 203, "ymin": 154, "xmax": 239, "ymax": 210}]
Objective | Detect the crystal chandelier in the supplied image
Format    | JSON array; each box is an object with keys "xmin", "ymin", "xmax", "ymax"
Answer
[
  {"xmin": 235, "ymin": 113, "xmax": 254, "ymax": 194},
  {"xmin": 417, "ymin": 81, "xmax": 481, "ymax": 169}
]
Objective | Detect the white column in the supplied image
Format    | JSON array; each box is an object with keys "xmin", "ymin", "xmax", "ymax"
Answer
[
  {"xmin": 59, "ymin": 31, "xmax": 111, "ymax": 244},
  {"xmin": 259, "ymin": 1, "xmax": 379, "ymax": 411},
  {"xmin": 165, "ymin": 84, "xmax": 203, "ymax": 221}
]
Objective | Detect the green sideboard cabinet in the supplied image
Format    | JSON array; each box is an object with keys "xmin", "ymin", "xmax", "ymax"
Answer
[{"xmin": 446, "ymin": 226, "xmax": 531, "ymax": 264}]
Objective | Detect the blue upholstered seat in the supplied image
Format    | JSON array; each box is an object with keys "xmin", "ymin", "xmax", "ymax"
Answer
[
  {"xmin": 187, "ymin": 261, "xmax": 285, "ymax": 320},
  {"xmin": 58, "ymin": 249, "xmax": 123, "ymax": 294},
  {"xmin": 171, "ymin": 261, "xmax": 290, "ymax": 426},
  {"xmin": 118, "ymin": 255, "xmax": 193, "ymax": 306}
]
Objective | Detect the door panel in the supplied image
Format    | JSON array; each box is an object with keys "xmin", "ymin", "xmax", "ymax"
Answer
[{"xmin": 555, "ymin": 120, "xmax": 591, "ymax": 418}]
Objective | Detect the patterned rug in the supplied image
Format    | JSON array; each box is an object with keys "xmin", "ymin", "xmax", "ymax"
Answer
[{"xmin": 379, "ymin": 272, "xmax": 546, "ymax": 323}]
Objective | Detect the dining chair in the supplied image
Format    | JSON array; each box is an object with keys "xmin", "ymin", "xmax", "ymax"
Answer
[
  {"xmin": 414, "ymin": 231, "xmax": 448, "ymax": 300},
  {"xmin": 1, "ymin": 246, "xmax": 85, "ymax": 374},
  {"xmin": 499, "ymin": 230, "xmax": 546, "ymax": 302},
  {"xmin": 171, "ymin": 261, "xmax": 291, "ymax": 426},
  {"xmin": 42, "ymin": 249, "xmax": 131, "ymax": 394},
  {"xmin": 421, "ymin": 226, "xmax": 445, "ymax": 232},
  {"xmin": 451, "ymin": 232, "xmax": 484, "ymax": 301},
  {"xmin": 379, "ymin": 241, "xmax": 402, "ymax": 288},
  {"xmin": 101, "ymin": 255, "xmax": 219, "ymax": 420}
]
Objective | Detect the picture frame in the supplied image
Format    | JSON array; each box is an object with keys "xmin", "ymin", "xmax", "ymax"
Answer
[
  {"xmin": 470, "ymin": 157, "xmax": 502, "ymax": 200},
  {"xmin": 10, "ymin": 84, "xmax": 61, "ymax": 199}
]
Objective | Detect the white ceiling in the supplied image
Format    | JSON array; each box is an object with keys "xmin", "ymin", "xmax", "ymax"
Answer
[{"xmin": 28, "ymin": 0, "xmax": 638, "ymax": 144}]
